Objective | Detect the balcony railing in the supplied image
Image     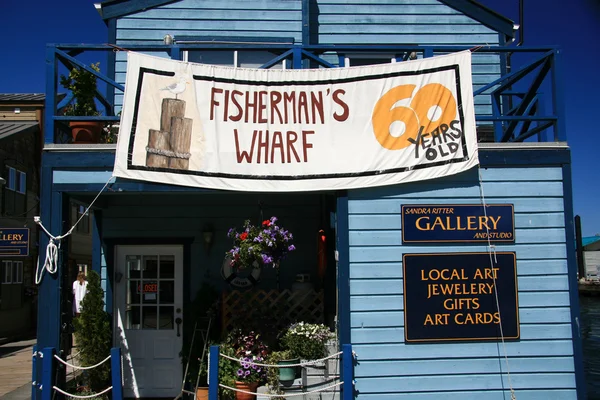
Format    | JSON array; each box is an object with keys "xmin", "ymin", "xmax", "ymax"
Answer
[{"xmin": 45, "ymin": 43, "xmax": 565, "ymax": 146}]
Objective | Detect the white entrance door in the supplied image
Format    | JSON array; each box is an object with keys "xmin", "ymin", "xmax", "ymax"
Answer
[{"xmin": 115, "ymin": 245, "xmax": 183, "ymax": 398}]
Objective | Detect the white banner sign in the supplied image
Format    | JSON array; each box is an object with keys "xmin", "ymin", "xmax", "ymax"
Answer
[{"xmin": 114, "ymin": 51, "xmax": 478, "ymax": 192}]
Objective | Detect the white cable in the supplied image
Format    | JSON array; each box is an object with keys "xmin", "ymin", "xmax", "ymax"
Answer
[
  {"xmin": 477, "ymin": 166, "xmax": 516, "ymax": 400},
  {"xmin": 34, "ymin": 176, "xmax": 114, "ymax": 284},
  {"xmin": 53, "ymin": 354, "xmax": 111, "ymax": 370},
  {"xmin": 219, "ymin": 381, "xmax": 343, "ymax": 398},
  {"xmin": 52, "ymin": 386, "xmax": 112, "ymax": 398},
  {"xmin": 219, "ymin": 351, "xmax": 342, "ymax": 368}
]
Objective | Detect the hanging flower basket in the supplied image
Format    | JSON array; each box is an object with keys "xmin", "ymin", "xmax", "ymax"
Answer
[{"xmin": 226, "ymin": 216, "xmax": 296, "ymax": 271}]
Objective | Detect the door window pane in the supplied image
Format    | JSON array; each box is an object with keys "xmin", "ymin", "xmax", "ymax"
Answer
[
  {"xmin": 127, "ymin": 256, "xmax": 141, "ymax": 279},
  {"xmin": 143, "ymin": 256, "xmax": 158, "ymax": 279},
  {"xmin": 159, "ymin": 306, "xmax": 174, "ymax": 330},
  {"xmin": 142, "ymin": 306, "xmax": 158, "ymax": 329},
  {"xmin": 159, "ymin": 281, "xmax": 174, "ymax": 304},
  {"xmin": 127, "ymin": 306, "xmax": 141, "ymax": 329},
  {"xmin": 160, "ymin": 256, "xmax": 174, "ymax": 279},
  {"xmin": 142, "ymin": 281, "xmax": 158, "ymax": 304},
  {"xmin": 128, "ymin": 280, "xmax": 140, "ymax": 305}
]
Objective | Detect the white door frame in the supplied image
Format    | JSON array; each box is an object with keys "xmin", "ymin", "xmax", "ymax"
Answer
[{"xmin": 113, "ymin": 245, "xmax": 184, "ymax": 398}]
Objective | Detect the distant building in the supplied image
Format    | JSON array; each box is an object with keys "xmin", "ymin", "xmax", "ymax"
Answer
[
  {"xmin": 0, "ymin": 93, "xmax": 44, "ymax": 338},
  {"xmin": 583, "ymin": 236, "xmax": 600, "ymax": 279}
]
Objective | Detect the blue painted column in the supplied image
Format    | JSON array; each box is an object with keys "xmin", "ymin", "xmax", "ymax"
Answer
[
  {"xmin": 208, "ymin": 345, "xmax": 220, "ymax": 400},
  {"xmin": 36, "ymin": 163, "xmax": 63, "ymax": 389},
  {"xmin": 341, "ymin": 344, "xmax": 354, "ymax": 400},
  {"xmin": 31, "ymin": 345, "xmax": 39, "ymax": 400},
  {"xmin": 41, "ymin": 347, "xmax": 55, "ymax": 400},
  {"xmin": 111, "ymin": 347, "xmax": 123, "ymax": 400}
]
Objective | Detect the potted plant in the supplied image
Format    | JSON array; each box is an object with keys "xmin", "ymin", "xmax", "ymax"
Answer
[
  {"xmin": 60, "ymin": 62, "xmax": 104, "ymax": 143},
  {"xmin": 280, "ymin": 322, "xmax": 334, "ymax": 361},
  {"xmin": 267, "ymin": 349, "xmax": 298, "ymax": 386},
  {"xmin": 221, "ymin": 329, "xmax": 269, "ymax": 400}
]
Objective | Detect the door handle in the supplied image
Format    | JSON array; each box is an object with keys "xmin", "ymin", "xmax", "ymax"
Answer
[{"xmin": 175, "ymin": 317, "xmax": 182, "ymax": 337}]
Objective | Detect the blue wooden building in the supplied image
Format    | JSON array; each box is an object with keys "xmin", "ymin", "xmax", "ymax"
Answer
[{"xmin": 34, "ymin": 0, "xmax": 585, "ymax": 399}]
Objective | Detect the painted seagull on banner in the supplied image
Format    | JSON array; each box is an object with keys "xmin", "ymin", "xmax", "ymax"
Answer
[{"xmin": 160, "ymin": 77, "xmax": 189, "ymax": 99}]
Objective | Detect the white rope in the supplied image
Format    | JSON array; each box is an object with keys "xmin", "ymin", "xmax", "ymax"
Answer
[
  {"xmin": 219, "ymin": 381, "xmax": 343, "ymax": 398},
  {"xmin": 477, "ymin": 166, "xmax": 516, "ymax": 400},
  {"xmin": 219, "ymin": 351, "xmax": 342, "ymax": 368},
  {"xmin": 53, "ymin": 354, "xmax": 111, "ymax": 370},
  {"xmin": 34, "ymin": 176, "xmax": 114, "ymax": 284},
  {"xmin": 52, "ymin": 386, "xmax": 112, "ymax": 399}
]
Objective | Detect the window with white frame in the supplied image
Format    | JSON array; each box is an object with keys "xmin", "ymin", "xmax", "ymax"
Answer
[
  {"xmin": 185, "ymin": 50, "xmax": 287, "ymax": 69},
  {"xmin": 343, "ymin": 52, "xmax": 417, "ymax": 67},
  {"xmin": 1, "ymin": 260, "xmax": 22, "ymax": 284},
  {"xmin": 5, "ymin": 166, "xmax": 27, "ymax": 194}
]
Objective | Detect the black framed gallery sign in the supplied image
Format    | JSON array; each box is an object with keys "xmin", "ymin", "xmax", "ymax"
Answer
[
  {"xmin": 401, "ymin": 204, "xmax": 515, "ymax": 243},
  {"xmin": 403, "ymin": 252, "xmax": 519, "ymax": 343}
]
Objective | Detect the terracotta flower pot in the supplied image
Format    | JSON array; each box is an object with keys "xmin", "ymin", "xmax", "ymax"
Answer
[
  {"xmin": 234, "ymin": 381, "xmax": 258, "ymax": 400},
  {"xmin": 69, "ymin": 121, "xmax": 103, "ymax": 143},
  {"xmin": 196, "ymin": 387, "xmax": 209, "ymax": 400}
]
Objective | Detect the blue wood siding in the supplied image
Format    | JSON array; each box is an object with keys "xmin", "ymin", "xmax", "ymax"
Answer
[
  {"xmin": 313, "ymin": 0, "xmax": 500, "ymax": 45},
  {"xmin": 347, "ymin": 166, "xmax": 576, "ymax": 399},
  {"xmin": 115, "ymin": 0, "xmax": 302, "ymax": 43}
]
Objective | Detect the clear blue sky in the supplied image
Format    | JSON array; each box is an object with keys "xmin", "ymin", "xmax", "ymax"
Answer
[{"xmin": 0, "ymin": 0, "xmax": 598, "ymax": 236}]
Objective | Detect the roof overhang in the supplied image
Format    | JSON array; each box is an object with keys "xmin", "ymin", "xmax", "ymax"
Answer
[{"xmin": 0, "ymin": 121, "xmax": 40, "ymax": 141}]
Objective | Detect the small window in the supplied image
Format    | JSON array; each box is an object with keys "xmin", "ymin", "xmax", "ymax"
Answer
[
  {"xmin": 5, "ymin": 167, "xmax": 26, "ymax": 194},
  {"xmin": 6, "ymin": 167, "xmax": 16, "ymax": 191},
  {"xmin": 344, "ymin": 53, "xmax": 409, "ymax": 67},
  {"xmin": 12, "ymin": 261, "xmax": 23, "ymax": 284},
  {"xmin": 186, "ymin": 50, "xmax": 285, "ymax": 69},
  {"xmin": 2, "ymin": 261, "xmax": 12, "ymax": 284},
  {"xmin": 17, "ymin": 171, "xmax": 26, "ymax": 194}
]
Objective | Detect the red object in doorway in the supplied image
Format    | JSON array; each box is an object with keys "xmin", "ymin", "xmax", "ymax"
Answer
[{"xmin": 317, "ymin": 229, "xmax": 327, "ymax": 280}]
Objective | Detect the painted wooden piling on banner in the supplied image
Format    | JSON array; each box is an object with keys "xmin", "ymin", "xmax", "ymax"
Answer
[{"xmin": 146, "ymin": 98, "xmax": 192, "ymax": 170}]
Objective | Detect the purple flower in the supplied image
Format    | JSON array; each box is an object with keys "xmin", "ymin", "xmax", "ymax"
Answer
[
  {"xmin": 237, "ymin": 369, "xmax": 244, "ymax": 377},
  {"xmin": 244, "ymin": 370, "xmax": 251, "ymax": 377},
  {"xmin": 288, "ymin": 245, "xmax": 296, "ymax": 251}
]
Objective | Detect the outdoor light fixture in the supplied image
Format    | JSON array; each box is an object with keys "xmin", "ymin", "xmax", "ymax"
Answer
[
  {"xmin": 163, "ymin": 34, "xmax": 173, "ymax": 45},
  {"xmin": 203, "ymin": 224, "xmax": 215, "ymax": 255}
]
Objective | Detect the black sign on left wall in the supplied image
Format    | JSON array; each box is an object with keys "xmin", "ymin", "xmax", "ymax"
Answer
[{"xmin": 403, "ymin": 252, "xmax": 519, "ymax": 343}]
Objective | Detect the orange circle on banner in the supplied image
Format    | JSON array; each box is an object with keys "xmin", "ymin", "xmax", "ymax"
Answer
[
  {"xmin": 372, "ymin": 83, "xmax": 458, "ymax": 150},
  {"xmin": 372, "ymin": 85, "xmax": 419, "ymax": 150},
  {"xmin": 410, "ymin": 83, "xmax": 457, "ymax": 135}
]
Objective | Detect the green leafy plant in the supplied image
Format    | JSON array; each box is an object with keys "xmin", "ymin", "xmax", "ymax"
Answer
[
  {"xmin": 60, "ymin": 63, "xmax": 101, "ymax": 117},
  {"xmin": 72, "ymin": 270, "xmax": 112, "ymax": 394},
  {"xmin": 218, "ymin": 344, "xmax": 239, "ymax": 400},
  {"xmin": 280, "ymin": 322, "xmax": 334, "ymax": 360}
]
